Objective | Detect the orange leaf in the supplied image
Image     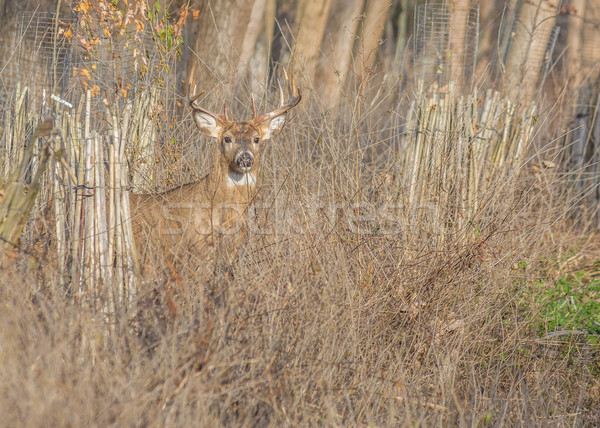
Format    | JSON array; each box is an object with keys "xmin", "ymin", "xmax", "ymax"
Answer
[
  {"xmin": 80, "ymin": 68, "xmax": 92, "ymax": 79},
  {"xmin": 74, "ymin": 0, "xmax": 91, "ymax": 13},
  {"xmin": 135, "ymin": 19, "xmax": 145, "ymax": 32}
]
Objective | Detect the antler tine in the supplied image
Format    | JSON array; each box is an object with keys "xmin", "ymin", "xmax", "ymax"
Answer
[
  {"xmin": 290, "ymin": 74, "xmax": 297, "ymax": 97},
  {"xmin": 222, "ymin": 104, "xmax": 229, "ymax": 122},
  {"xmin": 250, "ymin": 94, "xmax": 258, "ymax": 119},
  {"xmin": 189, "ymin": 91, "xmax": 205, "ymax": 108},
  {"xmin": 280, "ymin": 69, "xmax": 297, "ymax": 107},
  {"xmin": 282, "ymin": 67, "xmax": 288, "ymax": 84},
  {"xmin": 278, "ymin": 82, "xmax": 285, "ymax": 107}
]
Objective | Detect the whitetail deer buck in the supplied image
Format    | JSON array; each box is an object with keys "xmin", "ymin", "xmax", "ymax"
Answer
[{"xmin": 129, "ymin": 88, "xmax": 301, "ymax": 271}]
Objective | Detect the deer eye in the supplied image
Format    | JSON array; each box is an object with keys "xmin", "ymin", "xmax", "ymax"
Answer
[
  {"xmin": 224, "ymin": 137, "xmax": 232, "ymax": 143},
  {"xmin": 254, "ymin": 137, "xmax": 259, "ymax": 144}
]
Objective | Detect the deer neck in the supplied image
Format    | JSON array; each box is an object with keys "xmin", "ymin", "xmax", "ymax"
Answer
[{"xmin": 205, "ymin": 155, "xmax": 257, "ymax": 205}]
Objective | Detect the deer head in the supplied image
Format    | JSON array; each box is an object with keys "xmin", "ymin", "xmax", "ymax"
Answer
[{"xmin": 189, "ymin": 89, "xmax": 302, "ymax": 186}]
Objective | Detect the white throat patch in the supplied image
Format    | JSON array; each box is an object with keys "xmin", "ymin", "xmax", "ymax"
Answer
[{"xmin": 227, "ymin": 171, "xmax": 256, "ymax": 187}]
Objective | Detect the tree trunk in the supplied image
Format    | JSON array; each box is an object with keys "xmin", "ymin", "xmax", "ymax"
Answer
[
  {"xmin": 185, "ymin": 0, "xmax": 258, "ymax": 95},
  {"xmin": 314, "ymin": 0, "xmax": 364, "ymax": 107},
  {"xmin": 239, "ymin": 0, "xmax": 269, "ymax": 95},
  {"xmin": 394, "ymin": 0, "xmax": 410, "ymax": 71},
  {"xmin": 447, "ymin": 0, "xmax": 470, "ymax": 90},
  {"xmin": 567, "ymin": 0, "xmax": 586, "ymax": 91},
  {"xmin": 581, "ymin": 0, "xmax": 600, "ymax": 82},
  {"xmin": 475, "ymin": 0, "xmax": 495, "ymax": 61},
  {"xmin": 0, "ymin": 0, "xmax": 6, "ymax": 30},
  {"xmin": 292, "ymin": 0, "xmax": 332, "ymax": 83},
  {"xmin": 353, "ymin": 0, "xmax": 391, "ymax": 79},
  {"xmin": 504, "ymin": 0, "xmax": 557, "ymax": 104},
  {"xmin": 239, "ymin": 0, "xmax": 266, "ymax": 78}
]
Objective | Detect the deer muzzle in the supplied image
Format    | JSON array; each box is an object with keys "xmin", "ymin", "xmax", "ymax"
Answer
[{"xmin": 235, "ymin": 151, "xmax": 254, "ymax": 172}]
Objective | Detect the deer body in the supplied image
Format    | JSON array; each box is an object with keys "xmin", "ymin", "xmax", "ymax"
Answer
[{"xmin": 129, "ymin": 90, "xmax": 301, "ymax": 269}]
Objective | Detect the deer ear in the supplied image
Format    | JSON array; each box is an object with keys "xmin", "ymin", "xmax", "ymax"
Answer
[
  {"xmin": 261, "ymin": 115, "xmax": 287, "ymax": 140},
  {"xmin": 193, "ymin": 111, "xmax": 222, "ymax": 138}
]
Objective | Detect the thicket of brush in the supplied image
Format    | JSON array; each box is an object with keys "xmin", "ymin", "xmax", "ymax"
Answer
[{"xmin": 1, "ymin": 9, "xmax": 600, "ymax": 428}]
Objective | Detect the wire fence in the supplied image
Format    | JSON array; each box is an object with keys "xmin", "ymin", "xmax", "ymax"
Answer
[
  {"xmin": 0, "ymin": 12, "xmax": 77, "ymax": 112},
  {"xmin": 413, "ymin": 2, "xmax": 479, "ymax": 91},
  {"xmin": 0, "ymin": 11, "xmax": 174, "ymax": 123}
]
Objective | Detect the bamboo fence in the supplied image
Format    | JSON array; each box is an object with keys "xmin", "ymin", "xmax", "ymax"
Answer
[
  {"xmin": 1, "ymin": 83, "xmax": 159, "ymax": 322},
  {"xmin": 398, "ymin": 82, "xmax": 538, "ymax": 242}
]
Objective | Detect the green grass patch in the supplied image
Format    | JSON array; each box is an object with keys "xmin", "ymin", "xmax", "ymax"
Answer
[{"xmin": 535, "ymin": 271, "xmax": 600, "ymax": 340}]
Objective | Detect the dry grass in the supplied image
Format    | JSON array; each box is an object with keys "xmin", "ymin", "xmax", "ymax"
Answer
[{"xmin": 1, "ymin": 68, "xmax": 599, "ymax": 427}]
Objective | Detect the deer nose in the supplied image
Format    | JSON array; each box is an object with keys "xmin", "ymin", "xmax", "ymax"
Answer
[{"xmin": 235, "ymin": 151, "xmax": 254, "ymax": 170}]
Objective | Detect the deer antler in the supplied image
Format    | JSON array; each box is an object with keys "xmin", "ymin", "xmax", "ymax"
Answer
[
  {"xmin": 254, "ymin": 88, "xmax": 301, "ymax": 125},
  {"xmin": 253, "ymin": 71, "xmax": 301, "ymax": 125},
  {"xmin": 189, "ymin": 92, "xmax": 229, "ymax": 123}
]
